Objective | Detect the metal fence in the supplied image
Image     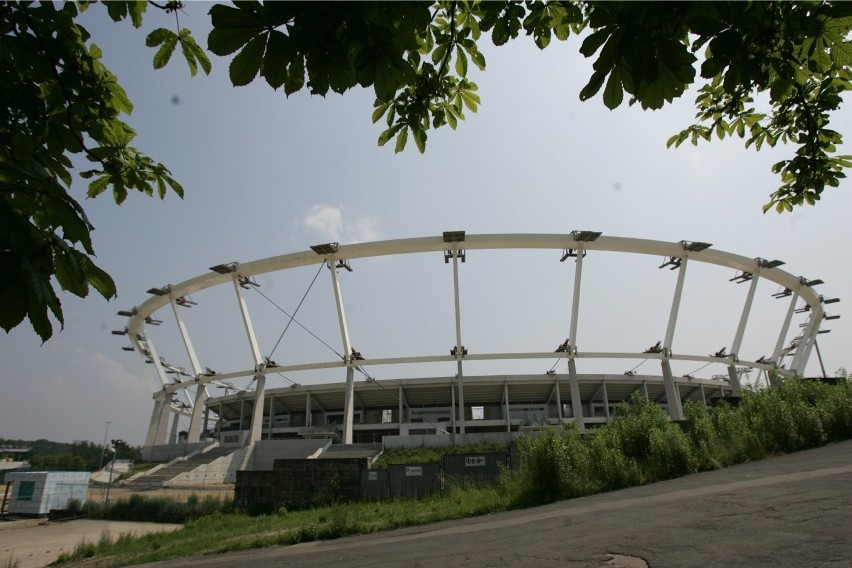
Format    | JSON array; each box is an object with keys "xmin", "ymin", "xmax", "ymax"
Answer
[
  {"xmin": 443, "ymin": 452, "xmax": 509, "ymax": 487},
  {"xmin": 388, "ymin": 463, "xmax": 444, "ymax": 499},
  {"xmin": 361, "ymin": 452, "xmax": 511, "ymax": 501}
]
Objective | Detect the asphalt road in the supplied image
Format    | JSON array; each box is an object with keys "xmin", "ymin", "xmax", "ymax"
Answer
[{"xmin": 141, "ymin": 439, "xmax": 852, "ymax": 568}]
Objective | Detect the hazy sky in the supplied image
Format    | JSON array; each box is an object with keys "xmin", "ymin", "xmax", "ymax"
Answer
[{"xmin": 1, "ymin": 4, "xmax": 849, "ymax": 446}]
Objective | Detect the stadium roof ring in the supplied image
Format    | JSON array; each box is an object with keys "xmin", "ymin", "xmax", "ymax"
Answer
[{"xmin": 115, "ymin": 233, "xmax": 838, "ymax": 449}]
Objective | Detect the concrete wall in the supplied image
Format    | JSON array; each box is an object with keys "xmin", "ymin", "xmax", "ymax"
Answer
[
  {"xmin": 383, "ymin": 432, "xmax": 516, "ymax": 450},
  {"xmin": 6, "ymin": 472, "xmax": 89, "ymax": 515},
  {"xmin": 142, "ymin": 442, "xmax": 213, "ymax": 462},
  {"xmin": 250, "ymin": 440, "xmax": 330, "ymax": 471},
  {"xmin": 235, "ymin": 458, "xmax": 367, "ymax": 511}
]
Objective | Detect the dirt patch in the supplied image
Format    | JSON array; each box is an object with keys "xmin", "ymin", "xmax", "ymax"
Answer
[{"xmin": 0, "ymin": 519, "xmax": 181, "ymax": 568}]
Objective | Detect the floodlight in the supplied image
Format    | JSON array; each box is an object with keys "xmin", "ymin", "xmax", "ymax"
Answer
[
  {"xmin": 729, "ymin": 271, "xmax": 753, "ymax": 283},
  {"xmin": 571, "ymin": 230, "xmax": 601, "ymax": 242},
  {"xmin": 444, "ymin": 249, "xmax": 466, "ymax": 263},
  {"xmin": 175, "ymin": 296, "xmax": 197, "ymax": 307},
  {"xmin": 145, "ymin": 316, "xmax": 162, "ymax": 326},
  {"xmin": 147, "ymin": 287, "xmax": 168, "ymax": 296},
  {"xmin": 442, "ymin": 231, "xmax": 466, "ymax": 243},
  {"xmin": 310, "ymin": 242, "xmax": 339, "ymax": 255},
  {"xmin": 117, "ymin": 309, "xmax": 136, "ymax": 317},
  {"xmin": 803, "ymin": 278, "xmax": 824, "ymax": 286},
  {"xmin": 757, "ymin": 258, "xmax": 785, "ymax": 269},
  {"xmin": 658, "ymin": 256, "xmax": 681, "ymax": 270},
  {"xmin": 560, "ymin": 249, "xmax": 585, "ymax": 261},
  {"xmin": 825, "ymin": 314, "xmax": 840, "ymax": 320},
  {"xmin": 772, "ymin": 288, "xmax": 792, "ymax": 299},
  {"xmin": 111, "ymin": 329, "xmax": 127, "ymax": 336},
  {"xmin": 121, "ymin": 346, "xmax": 134, "ymax": 352},
  {"xmin": 336, "ymin": 260, "xmax": 353, "ymax": 272},
  {"xmin": 209, "ymin": 263, "xmax": 236, "ymax": 274},
  {"xmin": 680, "ymin": 240, "xmax": 712, "ymax": 252},
  {"xmin": 821, "ymin": 297, "xmax": 840, "ymax": 304}
]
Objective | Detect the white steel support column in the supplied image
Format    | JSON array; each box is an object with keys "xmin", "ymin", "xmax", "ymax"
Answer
[
  {"xmin": 504, "ymin": 381, "xmax": 511, "ymax": 432},
  {"xmin": 664, "ymin": 259, "xmax": 689, "ymax": 352},
  {"xmin": 451, "ymin": 249, "xmax": 466, "ymax": 435},
  {"xmin": 568, "ymin": 249, "xmax": 585, "ymax": 350},
  {"xmin": 732, "ymin": 274, "xmax": 760, "ymax": 359},
  {"xmin": 555, "ymin": 378, "xmax": 563, "ymax": 421},
  {"xmin": 772, "ymin": 293, "xmax": 799, "ymax": 363},
  {"xmin": 661, "ymin": 360, "xmax": 685, "ymax": 420},
  {"xmin": 792, "ymin": 309, "xmax": 823, "ymax": 375},
  {"xmin": 727, "ymin": 274, "xmax": 760, "ymax": 395},
  {"xmin": 246, "ymin": 375, "xmax": 266, "ymax": 443},
  {"xmin": 188, "ymin": 386, "xmax": 209, "ymax": 443},
  {"xmin": 305, "ymin": 393, "xmax": 312, "ymax": 428},
  {"xmin": 144, "ymin": 393, "xmax": 171, "ymax": 447},
  {"xmin": 203, "ymin": 405, "xmax": 210, "ymax": 439},
  {"xmin": 601, "ymin": 380, "xmax": 610, "ymax": 419},
  {"xmin": 216, "ymin": 402, "xmax": 223, "ymax": 441},
  {"xmin": 169, "ymin": 411, "xmax": 181, "ymax": 444},
  {"xmin": 450, "ymin": 384, "xmax": 456, "ymax": 434},
  {"xmin": 169, "ymin": 298, "xmax": 208, "ymax": 443},
  {"xmin": 398, "ymin": 385, "xmax": 405, "ymax": 428},
  {"xmin": 660, "ymin": 259, "xmax": 689, "ymax": 421},
  {"xmin": 329, "ymin": 261, "xmax": 356, "ymax": 444},
  {"xmin": 231, "ymin": 274, "xmax": 266, "ymax": 446},
  {"xmin": 141, "ymin": 330, "xmax": 170, "ymax": 389},
  {"xmin": 267, "ymin": 396, "xmax": 274, "ymax": 440},
  {"xmin": 568, "ymin": 359, "xmax": 584, "ymax": 431},
  {"xmin": 700, "ymin": 384, "xmax": 707, "ymax": 406},
  {"xmin": 343, "ymin": 367, "xmax": 355, "ymax": 443}
]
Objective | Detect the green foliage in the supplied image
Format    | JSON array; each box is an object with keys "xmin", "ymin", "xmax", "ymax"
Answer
[
  {"xmin": 5, "ymin": 1, "xmax": 851, "ymax": 341},
  {"xmin": 0, "ymin": 437, "xmax": 141, "ymax": 472},
  {"xmin": 370, "ymin": 442, "xmax": 507, "ymax": 469},
  {"xmin": 508, "ymin": 380, "xmax": 852, "ymax": 506},
  {"xmin": 208, "ymin": 1, "xmax": 851, "ymax": 213},
  {"xmin": 84, "ymin": 492, "xmax": 234, "ymax": 524},
  {"xmin": 0, "ymin": 1, "xmax": 205, "ymax": 340}
]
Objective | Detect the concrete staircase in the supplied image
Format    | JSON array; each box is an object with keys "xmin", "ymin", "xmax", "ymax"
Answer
[{"xmin": 126, "ymin": 446, "xmax": 238, "ymax": 487}]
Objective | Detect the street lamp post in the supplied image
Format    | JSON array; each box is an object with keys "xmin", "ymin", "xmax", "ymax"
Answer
[
  {"xmin": 97, "ymin": 421, "xmax": 112, "ymax": 471},
  {"xmin": 104, "ymin": 445, "xmax": 116, "ymax": 505}
]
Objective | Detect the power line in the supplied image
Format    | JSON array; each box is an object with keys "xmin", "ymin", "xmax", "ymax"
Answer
[
  {"xmin": 251, "ymin": 282, "xmax": 343, "ymax": 360},
  {"xmin": 264, "ymin": 263, "xmax": 326, "ymax": 360}
]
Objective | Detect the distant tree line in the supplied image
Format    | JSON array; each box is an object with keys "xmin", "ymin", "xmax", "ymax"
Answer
[{"xmin": 0, "ymin": 438, "xmax": 141, "ymax": 472}]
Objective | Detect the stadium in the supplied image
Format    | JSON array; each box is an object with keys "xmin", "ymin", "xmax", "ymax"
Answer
[{"xmin": 113, "ymin": 232, "xmax": 838, "ymax": 481}]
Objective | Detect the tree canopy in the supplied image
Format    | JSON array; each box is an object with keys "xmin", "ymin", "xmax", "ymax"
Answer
[{"xmin": 2, "ymin": 1, "xmax": 850, "ymax": 341}]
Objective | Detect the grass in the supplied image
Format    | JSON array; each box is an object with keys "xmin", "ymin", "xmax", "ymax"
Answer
[
  {"xmin": 370, "ymin": 442, "xmax": 510, "ymax": 469},
  {"xmin": 52, "ymin": 378, "xmax": 852, "ymax": 567}
]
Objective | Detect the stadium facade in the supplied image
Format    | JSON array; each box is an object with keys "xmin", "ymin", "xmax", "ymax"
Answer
[{"xmin": 112, "ymin": 233, "xmax": 838, "ymax": 461}]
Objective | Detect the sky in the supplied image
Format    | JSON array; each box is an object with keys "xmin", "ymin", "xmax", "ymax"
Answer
[{"xmin": 1, "ymin": 4, "xmax": 849, "ymax": 446}]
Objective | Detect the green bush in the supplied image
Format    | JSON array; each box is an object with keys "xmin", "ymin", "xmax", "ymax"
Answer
[
  {"xmin": 84, "ymin": 493, "xmax": 234, "ymax": 524},
  {"xmin": 509, "ymin": 380, "xmax": 852, "ymax": 507}
]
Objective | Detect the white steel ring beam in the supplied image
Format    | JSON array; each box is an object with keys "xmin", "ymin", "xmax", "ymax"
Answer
[{"xmin": 121, "ymin": 233, "xmax": 836, "ymax": 399}]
